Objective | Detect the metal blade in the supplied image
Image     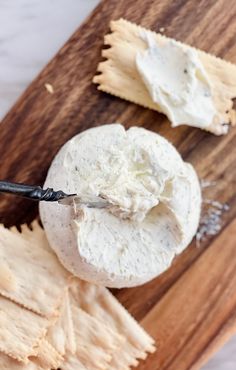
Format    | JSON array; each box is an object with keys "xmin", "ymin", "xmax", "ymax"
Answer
[{"xmin": 58, "ymin": 194, "xmax": 110, "ymax": 209}]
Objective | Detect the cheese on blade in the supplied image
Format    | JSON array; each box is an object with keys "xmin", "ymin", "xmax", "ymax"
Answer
[{"xmin": 40, "ymin": 124, "xmax": 201, "ymax": 287}]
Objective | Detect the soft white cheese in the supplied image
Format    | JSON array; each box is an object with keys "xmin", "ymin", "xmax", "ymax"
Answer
[
  {"xmin": 136, "ymin": 31, "xmax": 218, "ymax": 130},
  {"xmin": 40, "ymin": 124, "xmax": 201, "ymax": 288}
]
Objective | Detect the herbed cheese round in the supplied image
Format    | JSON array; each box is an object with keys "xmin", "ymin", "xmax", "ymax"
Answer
[{"xmin": 40, "ymin": 124, "xmax": 201, "ymax": 287}]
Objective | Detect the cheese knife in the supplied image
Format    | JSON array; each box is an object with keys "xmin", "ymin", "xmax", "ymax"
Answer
[{"xmin": 0, "ymin": 181, "xmax": 110, "ymax": 209}]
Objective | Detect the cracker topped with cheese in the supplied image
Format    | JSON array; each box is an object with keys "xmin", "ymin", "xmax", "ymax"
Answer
[{"xmin": 93, "ymin": 19, "xmax": 236, "ymax": 135}]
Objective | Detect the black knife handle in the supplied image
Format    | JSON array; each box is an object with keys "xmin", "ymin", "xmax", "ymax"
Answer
[{"xmin": 0, "ymin": 181, "xmax": 70, "ymax": 202}]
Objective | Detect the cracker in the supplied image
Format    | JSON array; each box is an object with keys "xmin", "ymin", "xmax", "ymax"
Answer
[
  {"xmin": 63, "ymin": 301, "xmax": 124, "ymax": 370},
  {"xmin": 0, "ymin": 224, "xmax": 70, "ymax": 318},
  {"xmin": 13, "ymin": 221, "xmax": 53, "ymax": 255},
  {"xmin": 46, "ymin": 303, "xmax": 66, "ymax": 357},
  {"xmin": 0, "ymin": 353, "xmax": 43, "ymax": 370},
  {"xmin": 33, "ymin": 339, "xmax": 63, "ymax": 369},
  {"xmin": 0, "ymin": 296, "xmax": 50, "ymax": 363},
  {"xmin": 60, "ymin": 355, "xmax": 88, "ymax": 370},
  {"xmin": 70, "ymin": 279, "xmax": 155, "ymax": 369},
  {"xmin": 93, "ymin": 18, "xmax": 236, "ymax": 135},
  {"xmin": 46, "ymin": 290, "xmax": 76, "ymax": 356},
  {"xmin": 63, "ymin": 290, "xmax": 77, "ymax": 354}
]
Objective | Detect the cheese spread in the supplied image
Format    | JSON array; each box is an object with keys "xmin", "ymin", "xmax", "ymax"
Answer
[
  {"xmin": 136, "ymin": 31, "xmax": 218, "ymax": 130},
  {"xmin": 40, "ymin": 124, "xmax": 201, "ymax": 288}
]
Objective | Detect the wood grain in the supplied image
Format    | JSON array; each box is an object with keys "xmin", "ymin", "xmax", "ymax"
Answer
[{"xmin": 0, "ymin": 1, "xmax": 236, "ymax": 369}]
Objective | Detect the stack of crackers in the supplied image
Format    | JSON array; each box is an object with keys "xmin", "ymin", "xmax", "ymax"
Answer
[{"xmin": 0, "ymin": 221, "xmax": 155, "ymax": 370}]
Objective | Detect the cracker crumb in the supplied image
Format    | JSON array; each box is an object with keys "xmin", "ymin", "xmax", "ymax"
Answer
[{"xmin": 45, "ymin": 83, "xmax": 54, "ymax": 94}]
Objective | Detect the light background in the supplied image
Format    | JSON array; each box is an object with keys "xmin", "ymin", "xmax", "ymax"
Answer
[{"xmin": 0, "ymin": 1, "xmax": 235, "ymax": 368}]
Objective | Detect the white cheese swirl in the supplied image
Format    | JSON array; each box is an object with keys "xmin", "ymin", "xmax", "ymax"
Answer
[
  {"xmin": 40, "ymin": 124, "xmax": 201, "ymax": 287},
  {"xmin": 136, "ymin": 31, "xmax": 218, "ymax": 130}
]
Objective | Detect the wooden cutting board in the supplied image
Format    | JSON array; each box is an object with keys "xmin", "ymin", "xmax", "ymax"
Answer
[{"xmin": 0, "ymin": 0, "xmax": 236, "ymax": 369}]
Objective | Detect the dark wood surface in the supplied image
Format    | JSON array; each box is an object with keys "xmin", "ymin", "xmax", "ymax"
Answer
[{"xmin": 0, "ymin": 1, "xmax": 236, "ymax": 369}]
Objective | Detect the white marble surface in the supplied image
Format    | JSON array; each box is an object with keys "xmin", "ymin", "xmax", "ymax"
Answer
[
  {"xmin": 0, "ymin": 0, "xmax": 99, "ymax": 119},
  {"xmin": 0, "ymin": 1, "xmax": 235, "ymax": 369}
]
